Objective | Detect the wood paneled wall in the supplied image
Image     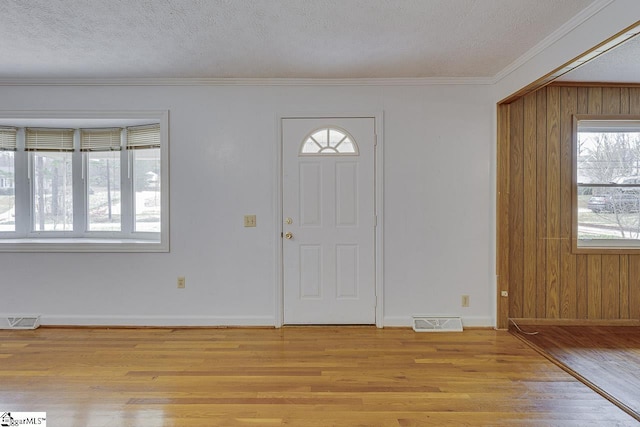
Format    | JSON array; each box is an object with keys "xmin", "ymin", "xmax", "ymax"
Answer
[{"xmin": 497, "ymin": 85, "xmax": 640, "ymax": 328}]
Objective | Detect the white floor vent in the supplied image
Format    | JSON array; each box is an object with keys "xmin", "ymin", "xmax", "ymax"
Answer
[
  {"xmin": 1, "ymin": 315, "xmax": 40, "ymax": 330},
  {"xmin": 412, "ymin": 316, "xmax": 463, "ymax": 332}
]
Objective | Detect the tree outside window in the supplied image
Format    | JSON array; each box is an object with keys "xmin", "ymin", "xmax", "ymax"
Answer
[{"xmin": 576, "ymin": 117, "xmax": 640, "ymax": 250}]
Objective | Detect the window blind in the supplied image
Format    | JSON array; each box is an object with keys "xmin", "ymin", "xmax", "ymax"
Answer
[
  {"xmin": 127, "ymin": 124, "xmax": 160, "ymax": 150},
  {"xmin": 25, "ymin": 128, "xmax": 74, "ymax": 152},
  {"xmin": 80, "ymin": 128, "xmax": 122, "ymax": 151},
  {"xmin": 0, "ymin": 127, "xmax": 17, "ymax": 151}
]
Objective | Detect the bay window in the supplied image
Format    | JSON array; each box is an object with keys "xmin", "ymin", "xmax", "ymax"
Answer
[
  {"xmin": 0, "ymin": 128, "xmax": 16, "ymax": 232},
  {"xmin": 0, "ymin": 112, "xmax": 168, "ymax": 252}
]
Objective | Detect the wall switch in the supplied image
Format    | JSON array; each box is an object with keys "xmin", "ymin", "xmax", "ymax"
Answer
[
  {"xmin": 244, "ymin": 215, "xmax": 257, "ymax": 227},
  {"xmin": 461, "ymin": 295, "xmax": 470, "ymax": 307},
  {"xmin": 177, "ymin": 276, "xmax": 186, "ymax": 289},
  {"xmin": 501, "ymin": 290, "xmax": 508, "ymax": 297}
]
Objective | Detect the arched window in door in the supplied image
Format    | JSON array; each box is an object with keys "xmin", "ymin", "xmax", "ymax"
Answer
[{"xmin": 300, "ymin": 127, "xmax": 359, "ymax": 155}]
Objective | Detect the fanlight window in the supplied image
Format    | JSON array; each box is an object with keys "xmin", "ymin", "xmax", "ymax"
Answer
[{"xmin": 300, "ymin": 128, "xmax": 359, "ymax": 155}]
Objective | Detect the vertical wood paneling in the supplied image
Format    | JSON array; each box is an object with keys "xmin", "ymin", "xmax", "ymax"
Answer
[
  {"xmin": 546, "ymin": 86, "xmax": 561, "ymax": 318},
  {"xmin": 536, "ymin": 88, "xmax": 548, "ymax": 318},
  {"xmin": 620, "ymin": 255, "xmax": 629, "ymax": 319},
  {"xmin": 502, "ymin": 84, "xmax": 640, "ymax": 324},
  {"xmin": 509, "ymin": 98, "xmax": 525, "ymax": 318},
  {"xmin": 576, "ymin": 256, "xmax": 588, "ymax": 318},
  {"xmin": 496, "ymin": 104, "xmax": 511, "ymax": 329},
  {"xmin": 602, "ymin": 88, "xmax": 621, "ymax": 114},
  {"xmin": 588, "ymin": 87, "xmax": 602, "ymax": 114},
  {"xmin": 621, "ymin": 88, "xmax": 630, "ymax": 114},
  {"xmin": 523, "ymin": 93, "xmax": 537, "ymax": 318},
  {"xmin": 630, "ymin": 88, "xmax": 640, "ymax": 114},
  {"xmin": 602, "ymin": 255, "xmax": 620, "ymax": 319},
  {"xmin": 588, "ymin": 255, "xmax": 602, "ymax": 319},
  {"xmin": 560, "ymin": 87, "xmax": 577, "ymax": 318},
  {"xmin": 630, "ymin": 255, "xmax": 640, "ymax": 319},
  {"xmin": 576, "ymin": 87, "xmax": 589, "ymax": 319}
]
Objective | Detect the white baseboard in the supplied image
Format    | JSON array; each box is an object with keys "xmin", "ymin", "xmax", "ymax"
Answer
[
  {"xmin": 383, "ymin": 315, "xmax": 495, "ymax": 328},
  {"xmin": 34, "ymin": 314, "xmax": 493, "ymax": 329},
  {"xmin": 39, "ymin": 315, "xmax": 276, "ymax": 327}
]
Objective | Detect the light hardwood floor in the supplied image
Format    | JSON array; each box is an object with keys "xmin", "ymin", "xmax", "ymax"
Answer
[{"xmin": 0, "ymin": 327, "xmax": 637, "ymax": 426}]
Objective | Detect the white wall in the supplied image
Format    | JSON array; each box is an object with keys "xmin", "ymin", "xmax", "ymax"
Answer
[{"xmin": 0, "ymin": 83, "xmax": 494, "ymax": 327}]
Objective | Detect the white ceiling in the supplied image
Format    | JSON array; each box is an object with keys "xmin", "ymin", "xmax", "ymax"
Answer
[
  {"xmin": 559, "ymin": 34, "xmax": 640, "ymax": 83},
  {"xmin": 0, "ymin": 0, "xmax": 597, "ymax": 80}
]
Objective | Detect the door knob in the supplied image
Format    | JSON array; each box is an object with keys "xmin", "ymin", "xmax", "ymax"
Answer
[{"xmin": 284, "ymin": 232, "xmax": 293, "ymax": 239}]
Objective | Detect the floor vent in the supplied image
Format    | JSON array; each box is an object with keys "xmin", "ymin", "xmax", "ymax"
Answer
[
  {"xmin": 1, "ymin": 315, "xmax": 40, "ymax": 330},
  {"xmin": 412, "ymin": 316, "xmax": 463, "ymax": 332}
]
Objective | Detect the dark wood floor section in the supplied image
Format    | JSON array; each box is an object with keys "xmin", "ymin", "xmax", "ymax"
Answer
[
  {"xmin": 512, "ymin": 325, "xmax": 640, "ymax": 422},
  {"xmin": 0, "ymin": 327, "xmax": 638, "ymax": 426}
]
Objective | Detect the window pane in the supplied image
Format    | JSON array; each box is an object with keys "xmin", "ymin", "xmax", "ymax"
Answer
[
  {"xmin": 300, "ymin": 128, "xmax": 359, "ymax": 156},
  {"xmin": 301, "ymin": 139, "xmax": 320, "ymax": 154},
  {"xmin": 87, "ymin": 151, "xmax": 121, "ymax": 231},
  {"xmin": 329, "ymin": 129, "xmax": 346, "ymax": 148},
  {"xmin": 578, "ymin": 185, "xmax": 640, "ymax": 241},
  {"xmin": 133, "ymin": 148, "xmax": 160, "ymax": 232},
  {"xmin": 0, "ymin": 151, "xmax": 15, "ymax": 232},
  {"xmin": 311, "ymin": 129, "xmax": 327, "ymax": 145},
  {"xmin": 337, "ymin": 139, "xmax": 356, "ymax": 153},
  {"xmin": 33, "ymin": 152, "xmax": 73, "ymax": 231},
  {"xmin": 577, "ymin": 131, "xmax": 640, "ymax": 184}
]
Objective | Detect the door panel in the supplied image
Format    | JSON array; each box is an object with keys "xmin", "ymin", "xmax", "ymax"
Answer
[{"xmin": 282, "ymin": 118, "xmax": 375, "ymax": 324}]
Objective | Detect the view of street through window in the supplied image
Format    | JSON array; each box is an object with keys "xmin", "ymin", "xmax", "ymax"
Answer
[{"xmin": 578, "ymin": 129, "xmax": 640, "ymax": 242}]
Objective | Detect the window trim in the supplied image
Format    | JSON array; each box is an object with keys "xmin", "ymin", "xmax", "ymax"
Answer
[
  {"xmin": 572, "ymin": 114, "xmax": 640, "ymax": 254},
  {"xmin": 0, "ymin": 110, "xmax": 169, "ymax": 253}
]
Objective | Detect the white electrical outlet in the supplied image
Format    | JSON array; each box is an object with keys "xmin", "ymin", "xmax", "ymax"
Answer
[
  {"xmin": 177, "ymin": 277, "xmax": 186, "ymax": 289},
  {"xmin": 461, "ymin": 295, "xmax": 470, "ymax": 307}
]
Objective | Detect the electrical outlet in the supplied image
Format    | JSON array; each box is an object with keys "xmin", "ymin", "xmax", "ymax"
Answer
[
  {"xmin": 244, "ymin": 215, "xmax": 257, "ymax": 227},
  {"xmin": 461, "ymin": 295, "xmax": 470, "ymax": 307},
  {"xmin": 177, "ymin": 276, "xmax": 186, "ymax": 289}
]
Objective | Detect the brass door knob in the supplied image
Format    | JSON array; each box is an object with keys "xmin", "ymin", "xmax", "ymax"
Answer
[{"xmin": 284, "ymin": 232, "xmax": 293, "ymax": 239}]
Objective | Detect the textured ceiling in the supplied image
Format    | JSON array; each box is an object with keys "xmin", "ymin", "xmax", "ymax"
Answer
[
  {"xmin": 559, "ymin": 35, "xmax": 640, "ymax": 83},
  {"xmin": 0, "ymin": 0, "xmax": 596, "ymax": 80}
]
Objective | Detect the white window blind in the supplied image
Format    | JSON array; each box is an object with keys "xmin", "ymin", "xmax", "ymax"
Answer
[
  {"xmin": 80, "ymin": 128, "xmax": 122, "ymax": 151},
  {"xmin": 25, "ymin": 128, "xmax": 74, "ymax": 152},
  {"xmin": 127, "ymin": 124, "xmax": 160, "ymax": 150},
  {"xmin": 0, "ymin": 127, "xmax": 17, "ymax": 151}
]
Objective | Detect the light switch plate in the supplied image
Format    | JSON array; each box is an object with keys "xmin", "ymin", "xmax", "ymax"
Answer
[{"xmin": 244, "ymin": 215, "xmax": 257, "ymax": 227}]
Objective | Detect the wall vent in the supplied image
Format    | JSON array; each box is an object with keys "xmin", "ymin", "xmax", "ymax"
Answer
[
  {"xmin": 1, "ymin": 315, "xmax": 40, "ymax": 330},
  {"xmin": 412, "ymin": 316, "xmax": 462, "ymax": 332}
]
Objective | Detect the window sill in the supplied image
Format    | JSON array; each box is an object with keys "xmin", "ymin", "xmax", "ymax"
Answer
[
  {"xmin": 0, "ymin": 237, "xmax": 167, "ymax": 253},
  {"xmin": 574, "ymin": 238, "xmax": 640, "ymax": 254}
]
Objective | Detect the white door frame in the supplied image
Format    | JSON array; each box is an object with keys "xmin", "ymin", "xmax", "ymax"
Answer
[{"xmin": 274, "ymin": 112, "xmax": 384, "ymax": 328}]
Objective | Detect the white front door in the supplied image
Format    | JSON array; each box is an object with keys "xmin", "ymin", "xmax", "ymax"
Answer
[{"xmin": 282, "ymin": 118, "xmax": 376, "ymax": 324}]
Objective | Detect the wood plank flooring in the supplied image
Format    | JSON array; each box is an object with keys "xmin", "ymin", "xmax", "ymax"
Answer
[
  {"xmin": 512, "ymin": 325, "xmax": 640, "ymax": 422},
  {"xmin": 0, "ymin": 327, "xmax": 637, "ymax": 426}
]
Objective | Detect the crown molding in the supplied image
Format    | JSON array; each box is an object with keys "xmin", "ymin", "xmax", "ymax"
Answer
[
  {"xmin": 492, "ymin": 0, "xmax": 615, "ymax": 84},
  {"xmin": 0, "ymin": 76, "xmax": 495, "ymax": 87}
]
